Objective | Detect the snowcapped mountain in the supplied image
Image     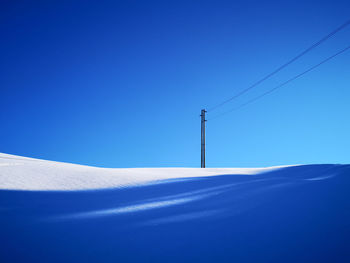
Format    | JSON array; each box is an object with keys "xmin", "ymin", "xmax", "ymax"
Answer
[{"xmin": 1, "ymin": 153, "xmax": 349, "ymax": 263}]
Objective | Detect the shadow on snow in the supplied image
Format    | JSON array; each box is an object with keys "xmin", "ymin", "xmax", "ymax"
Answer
[{"xmin": 1, "ymin": 164, "xmax": 350, "ymax": 263}]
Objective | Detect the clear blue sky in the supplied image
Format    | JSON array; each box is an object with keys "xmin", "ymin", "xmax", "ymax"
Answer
[{"xmin": 1, "ymin": 0, "xmax": 349, "ymax": 167}]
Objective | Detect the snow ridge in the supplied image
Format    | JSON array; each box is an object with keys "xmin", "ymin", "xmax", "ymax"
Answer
[{"xmin": 0, "ymin": 153, "xmax": 290, "ymax": 191}]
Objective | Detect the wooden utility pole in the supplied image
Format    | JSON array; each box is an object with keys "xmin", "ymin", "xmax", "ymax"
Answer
[{"xmin": 200, "ymin": 109, "xmax": 206, "ymax": 168}]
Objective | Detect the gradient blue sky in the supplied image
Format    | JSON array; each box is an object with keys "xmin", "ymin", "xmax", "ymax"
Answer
[{"xmin": 1, "ymin": 0, "xmax": 349, "ymax": 168}]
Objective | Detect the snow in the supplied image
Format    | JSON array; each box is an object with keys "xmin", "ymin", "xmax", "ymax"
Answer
[
  {"xmin": 1, "ymin": 153, "xmax": 350, "ymax": 263},
  {"xmin": 0, "ymin": 152, "xmax": 289, "ymax": 191}
]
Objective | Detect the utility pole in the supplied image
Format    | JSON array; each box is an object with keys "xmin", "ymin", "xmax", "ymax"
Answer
[{"xmin": 200, "ymin": 109, "xmax": 206, "ymax": 168}]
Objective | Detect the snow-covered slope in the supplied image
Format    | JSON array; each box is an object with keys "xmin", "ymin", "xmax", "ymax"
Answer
[
  {"xmin": 0, "ymin": 153, "xmax": 288, "ymax": 190},
  {"xmin": 1, "ymin": 153, "xmax": 350, "ymax": 263}
]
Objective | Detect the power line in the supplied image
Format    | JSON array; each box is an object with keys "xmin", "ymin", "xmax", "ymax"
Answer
[
  {"xmin": 208, "ymin": 44, "xmax": 350, "ymax": 121},
  {"xmin": 207, "ymin": 19, "xmax": 350, "ymax": 112}
]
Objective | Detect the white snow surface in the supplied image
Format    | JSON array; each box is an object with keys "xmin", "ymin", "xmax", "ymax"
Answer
[{"xmin": 0, "ymin": 153, "xmax": 290, "ymax": 191}]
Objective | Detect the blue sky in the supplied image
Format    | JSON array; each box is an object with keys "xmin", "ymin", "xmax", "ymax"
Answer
[{"xmin": 1, "ymin": 0, "xmax": 349, "ymax": 167}]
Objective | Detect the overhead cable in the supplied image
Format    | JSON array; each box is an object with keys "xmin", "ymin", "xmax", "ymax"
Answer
[
  {"xmin": 207, "ymin": 19, "xmax": 350, "ymax": 112},
  {"xmin": 208, "ymin": 44, "xmax": 350, "ymax": 121}
]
